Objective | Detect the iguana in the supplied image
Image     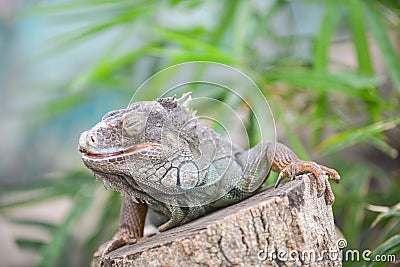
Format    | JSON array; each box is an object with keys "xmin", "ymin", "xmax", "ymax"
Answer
[{"xmin": 78, "ymin": 93, "xmax": 340, "ymax": 255}]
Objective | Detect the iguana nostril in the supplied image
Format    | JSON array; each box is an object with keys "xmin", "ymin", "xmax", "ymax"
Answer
[
  {"xmin": 78, "ymin": 145, "xmax": 88, "ymax": 154},
  {"xmin": 78, "ymin": 131, "xmax": 89, "ymax": 152}
]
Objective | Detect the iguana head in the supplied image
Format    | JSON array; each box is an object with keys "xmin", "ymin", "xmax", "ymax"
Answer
[{"xmin": 78, "ymin": 93, "xmax": 195, "ymax": 194}]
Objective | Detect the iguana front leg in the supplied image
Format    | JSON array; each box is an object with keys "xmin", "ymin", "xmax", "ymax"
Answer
[
  {"xmin": 157, "ymin": 205, "xmax": 206, "ymax": 232},
  {"xmin": 102, "ymin": 194, "xmax": 148, "ymax": 255},
  {"xmin": 271, "ymin": 142, "xmax": 340, "ymax": 204},
  {"xmin": 238, "ymin": 141, "xmax": 340, "ymax": 204}
]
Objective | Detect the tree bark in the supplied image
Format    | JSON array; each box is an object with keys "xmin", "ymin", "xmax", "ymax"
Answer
[{"xmin": 91, "ymin": 174, "xmax": 341, "ymax": 266}]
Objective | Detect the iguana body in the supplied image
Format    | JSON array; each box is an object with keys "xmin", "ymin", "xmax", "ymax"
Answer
[{"xmin": 78, "ymin": 93, "xmax": 340, "ymax": 255}]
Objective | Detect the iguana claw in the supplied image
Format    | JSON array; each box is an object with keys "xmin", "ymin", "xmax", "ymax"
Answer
[
  {"xmin": 274, "ymin": 159, "xmax": 340, "ymax": 205},
  {"xmin": 101, "ymin": 230, "xmax": 138, "ymax": 256}
]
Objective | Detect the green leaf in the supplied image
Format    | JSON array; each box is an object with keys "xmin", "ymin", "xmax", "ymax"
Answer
[
  {"xmin": 334, "ymin": 163, "xmax": 371, "ymax": 247},
  {"xmin": 346, "ymin": 0, "xmax": 381, "ymax": 120},
  {"xmin": 370, "ymin": 209, "xmax": 400, "ymax": 228},
  {"xmin": 314, "ymin": 1, "xmax": 339, "ymax": 71},
  {"xmin": 311, "ymin": 2, "xmax": 341, "ymax": 145},
  {"xmin": 367, "ymin": 234, "xmax": 400, "ymax": 267},
  {"xmin": 33, "ymin": 1, "xmax": 155, "ymax": 57},
  {"xmin": 155, "ymin": 28, "xmax": 232, "ymax": 59},
  {"xmin": 0, "ymin": 171, "xmax": 92, "ymax": 210},
  {"xmin": 270, "ymin": 101, "xmax": 309, "ymax": 160},
  {"xmin": 318, "ymin": 116, "xmax": 400, "ymax": 155},
  {"xmin": 147, "ymin": 47, "xmax": 235, "ymax": 66},
  {"xmin": 347, "ymin": 0, "xmax": 374, "ymax": 75},
  {"xmin": 34, "ymin": 91, "xmax": 91, "ymax": 124},
  {"xmin": 210, "ymin": 0, "xmax": 240, "ymax": 45},
  {"xmin": 232, "ymin": 0, "xmax": 251, "ymax": 58},
  {"xmin": 265, "ymin": 68, "xmax": 381, "ymax": 98},
  {"xmin": 70, "ymin": 45, "xmax": 153, "ymax": 91},
  {"xmin": 16, "ymin": 239, "xmax": 46, "ymax": 252},
  {"xmin": 368, "ymin": 135, "xmax": 399, "ymax": 159},
  {"xmin": 8, "ymin": 218, "xmax": 56, "ymax": 230},
  {"xmin": 362, "ymin": 1, "xmax": 400, "ymax": 93},
  {"xmin": 37, "ymin": 187, "xmax": 94, "ymax": 267},
  {"xmin": 311, "ymin": 94, "xmax": 329, "ymax": 146},
  {"xmin": 84, "ymin": 192, "xmax": 120, "ymax": 253},
  {"xmin": 248, "ymin": 0, "xmax": 286, "ymax": 47},
  {"xmin": 168, "ymin": 0, "xmax": 204, "ymax": 8},
  {"xmin": 27, "ymin": 0, "xmax": 137, "ymax": 13},
  {"xmin": 51, "ymin": 8, "xmax": 150, "ymax": 51}
]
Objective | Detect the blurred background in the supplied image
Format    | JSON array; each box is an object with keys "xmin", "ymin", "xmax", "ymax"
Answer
[{"xmin": 0, "ymin": 0, "xmax": 399, "ymax": 266}]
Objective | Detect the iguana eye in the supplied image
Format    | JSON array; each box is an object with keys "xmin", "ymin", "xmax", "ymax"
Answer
[
  {"xmin": 123, "ymin": 114, "xmax": 145, "ymax": 136},
  {"xmin": 88, "ymin": 134, "xmax": 96, "ymax": 144}
]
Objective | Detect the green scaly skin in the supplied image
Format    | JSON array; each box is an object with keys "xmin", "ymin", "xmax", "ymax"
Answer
[{"xmin": 78, "ymin": 93, "xmax": 340, "ymax": 255}]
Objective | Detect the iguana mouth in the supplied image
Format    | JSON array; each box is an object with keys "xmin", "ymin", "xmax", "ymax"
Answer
[{"xmin": 82, "ymin": 143, "xmax": 157, "ymax": 159}]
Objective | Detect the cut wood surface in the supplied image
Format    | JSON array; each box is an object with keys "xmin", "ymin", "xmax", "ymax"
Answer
[{"xmin": 91, "ymin": 174, "xmax": 341, "ymax": 267}]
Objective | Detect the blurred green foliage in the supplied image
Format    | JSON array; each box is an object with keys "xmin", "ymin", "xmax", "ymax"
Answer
[{"xmin": 1, "ymin": 0, "xmax": 399, "ymax": 266}]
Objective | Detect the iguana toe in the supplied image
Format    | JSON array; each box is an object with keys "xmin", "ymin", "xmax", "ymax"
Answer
[
  {"xmin": 101, "ymin": 231, "xmax": 138, "ymax": 256},
  {"xmin": 275, "ymin": 159, "xmax": 338, "ymax": 205}
]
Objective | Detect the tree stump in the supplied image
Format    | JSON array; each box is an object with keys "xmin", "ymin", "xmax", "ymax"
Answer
[{"xmin": 91, "ymin": 174, "xmax": 341, "ymax": 266}]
